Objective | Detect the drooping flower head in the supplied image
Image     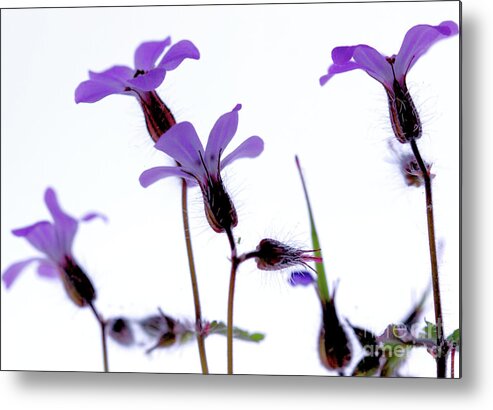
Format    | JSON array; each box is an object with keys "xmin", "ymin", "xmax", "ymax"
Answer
[
  {"xmin": 2, "ymin": 188, "xmax": 105, "ymax": 307},
  {"xmin": 254, "ymin": 239, "xmax": 322, "ymax": 272},
  {"xmin": 140, "ymin": 104, "xmax": 264, "ymax": 233},
  {"xmin": 320, "ymin": 21, "xmax": 458, "ymax": 144},
  {"xmin": 75, "ymin": 37, "xmax": 200, "ymax": 141}
]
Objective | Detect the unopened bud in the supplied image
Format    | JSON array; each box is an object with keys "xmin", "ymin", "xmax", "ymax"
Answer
[
  {"xmin": 319, "ymin": 290, "xmax": 351, "ymax": 371},
  {"xmin": 108, "ymin": 317, "xmax": 134, "ymax": 346},
  {"xmin": 254, "ymin": 239, "xmax": 322, "ymax": 271}
]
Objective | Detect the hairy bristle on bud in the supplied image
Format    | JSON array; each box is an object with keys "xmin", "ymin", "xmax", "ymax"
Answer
[{"xmin": 254, "ymin": 238, "xmax": 321, "ymax": 271}]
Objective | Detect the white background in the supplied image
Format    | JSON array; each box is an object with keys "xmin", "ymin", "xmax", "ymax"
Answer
[{"xmin": 0, "ymin": 0, "xmax": 483, "ymax": 407}]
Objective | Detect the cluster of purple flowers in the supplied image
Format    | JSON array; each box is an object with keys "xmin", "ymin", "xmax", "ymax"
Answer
[{"xmin": 3, "ymin": 17, "xmax": 458, "ymax": 377}]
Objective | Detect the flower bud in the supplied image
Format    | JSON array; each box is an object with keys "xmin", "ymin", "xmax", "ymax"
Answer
[
  {"xmin": 254, "ymin": 239, "xmax": 322, "ymax": 271},
  {"xmin": 318, "ymin": 290, "xmax": 351, "ymax": 371},
  {"xmin": 401, "ymin": 156, "xmax": 434, "ymax": 187},
  {"xmin": 108, "ymin": 317, "xmax": 134, "ymax": 346}
]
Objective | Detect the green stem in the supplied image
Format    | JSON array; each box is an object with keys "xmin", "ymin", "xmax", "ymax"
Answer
[
  {"xmin": 295, "ymin": 156, "xmax": 330, "ymax": 302},
  {"xmin": 88, "ymin": 302, "xmax": 108, "ymax": 372},
  {"xmin": 181, "ymin": 179, "xmax": 209, "ymax": 374},
  {"xmin": 409, "ymin": 138, "xmax": 447, "ymax": 378}
]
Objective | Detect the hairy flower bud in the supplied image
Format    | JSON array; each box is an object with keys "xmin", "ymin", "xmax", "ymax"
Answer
[
  {"xmin": 254, "ymin": 239, "xmax": 322, "ymax": 271},
  {"xmin": 401, "ymin": 155, "xmax": 434, "ymax": 187},
  {"xmin": 319, "ymin": 290, "xmax": 351, "ymax": 371},
  {"xmin": 108, "ymin": 317, "xmax": 134, "ymax": 346}
]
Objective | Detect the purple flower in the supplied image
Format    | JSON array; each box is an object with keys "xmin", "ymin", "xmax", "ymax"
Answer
[
  {"xmin": 2, "ymin": 188, "xmax": 106, "ymax": 307},
  {"xmin": 75, "ymin": 37, "xmax": 199, "ymax": 103},
  {"xmin": 75, "ymin": 37, "xmax": 200, "ymax": 142},
  {"xmin": 139, "ymin": 104, "xmax": 264, "ymax": 233},
  {"xmin": 320, "ymin": 21, "xmax": 458, "ymax": 144},
  {"xmin": 288, "ymin": 270, "xmax": 316, "ymax": 286}
]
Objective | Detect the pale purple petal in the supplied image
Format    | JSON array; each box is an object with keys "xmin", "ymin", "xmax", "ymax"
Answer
[
  {"xmin": 320, "ymin": 61, "xmax": 361, "ymax": 86},
  {"xmin": 134, "ymin": 38, "xmax": 171, "ymax": 71},
  {"xmin": 204, "ymin": 104, "xmax": 242, "ymax": 170},
  {"xmin": 139, "ymin": 166, "xmax": 196, "ymax": 188},
  {"xmin": 323, "ymin": 45, "xmax": 394, "ymax": 89},
  {"xmin": 12, "ymin": 221, "xmax": 61, "ymax": 262},
  {"xmin": 2, "ymin": 257, "xmax": 44, "ymax": 288},
  {"xmin": 74, "ymin": 80, "xmax": 124, "ymax": 103},
  {"xmin": 221, "ymin": 136, "xmax": 264, "ymax": 169},
  {"xmin": 394, "ymin": 21, "xmax": 459, "ymax": 80},
  {"xmin": 80, "ymin": 212, "xmax": 108, "ymax": 223},
  {"xmin": 351, "ymin": 45, "xmax": 394, "ymax": 88},
  {"xmin": 37, "ymin": 260, "xmax": 60, "ymax": 279},
  {"xmin": 158, "ymin": 40, "xmax": 200, "ymax": 71},
  {"xmin": 126, "ymin": 68, "xmax": 166, "ymax": 92},
  {"xmin": 88, "ymin": 65, "xmax": 134, "ymax": 84},
  {"xmin": 44, "ymin": 188, "xmax": 78, "ymax": 257},
  {"xmin": 155, "ymin": 122, "xmax": 205, "ymax": 174},
  {"xmin": 288, "ymin": 271, "xmax": 315, "ymax": 287}
]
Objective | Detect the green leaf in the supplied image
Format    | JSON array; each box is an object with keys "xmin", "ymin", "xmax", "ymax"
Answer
[
  {"xmin": 447, "ymin": 328, "xmax": 460, "ymax": 351},
  {"xmin": 295, "ymin": 156, "xmax": 330, "ymax": 302},
  {"xmin": 208, "ymin": 321, "xmax": 265, "ymax": 343}
]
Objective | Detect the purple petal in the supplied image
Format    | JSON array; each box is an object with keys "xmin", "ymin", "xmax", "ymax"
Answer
[
  {"xmin": 44, "ymin": 188, "xmax": 78, "ymax": 257},
  {"xmin": 88, "ymin": 65, "xmax": 134, "ymax": 84},
  {"xmin": 74, "ymin": 80, "xmax": 124, "ymax": 103},
  {"xmin": 37, "ymin": 260, "xmax": 60, "ymax": 279},
  {"xmin": 158, "ymin": 40, "xmax": 200, "ymax": 71},
  {"xmin": 80, "ymin": 212, "xmax": 108, "ymax": 223},
  {"xmin": 320, "ymin": 61, "xmax": 362, "ymax": 86},
  {"xmin": 139, "ymin": 166, "xmax": 196, "ymax": 188},
  {"xmin": 126, "ymin": 68, "xmax": 166, "ymax": 92},
  {"xmin": 288, "ymin": 271, "xmax": 315, "ymax": 287},
  {"xmin": 394, "ymin": 21, "xmax": 459, "ymax": 80},
  {"xmin": 134, "ymin": 38, "xmax": 171, "ymax": 71},
  {"xmin": 323, "ymin": 45, "xmax": 394, "ymax": 89},
  {"xmin": 12, "ymin": 221, "xmax": 61, "ymax": 262},
  {"xmin": 221, "ymin": 136, "xmax": 264, "ymax": 169},
  {"xmin": 155, "ymin": 122, "xmax": 205, "ymax": 175},
  {"xmin": 2, "ymin": 257, "xmax": 44, "ymax": 288},
  {"xmin": 204, "ymin": 104, "xmax": 242, "ymax": 170}
]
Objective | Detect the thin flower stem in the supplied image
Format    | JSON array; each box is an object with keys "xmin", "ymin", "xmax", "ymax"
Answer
[
  {"xmin": 88, "ymin": 302, "xmax": 108, "ymax": 372},
  {"xmin": 409, "ymin": 138, "xmax": 447, "ymax": 378},
  {"xmin": 225, "ymin": 227, "xmax": 238, "ymax": 375},
  {"xmin": 451, "ymin": 347, "xmax": 456, "ymax": 378},
  {"xmin": 181, "ymin": 179, "xmax": 209, "ymax": 374}
]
